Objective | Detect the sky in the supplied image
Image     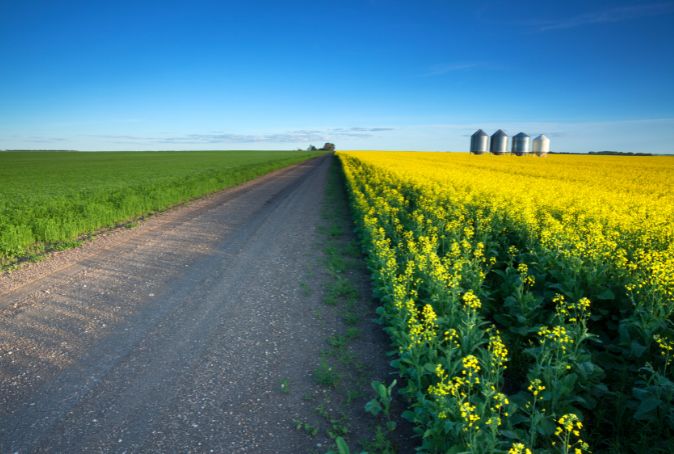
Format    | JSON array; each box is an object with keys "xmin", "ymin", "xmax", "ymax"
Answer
[{"xmin": 1, "ymin": 0, "xmax": 673, "ymax": 153}]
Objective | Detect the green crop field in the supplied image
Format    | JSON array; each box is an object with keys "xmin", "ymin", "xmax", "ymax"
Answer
[{"xmin": 0, "ymin": 150, "xmax": 321, "ymax": 267}]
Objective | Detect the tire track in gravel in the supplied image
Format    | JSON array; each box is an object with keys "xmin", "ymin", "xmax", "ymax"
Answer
[{"xmin": 0, "ymin": 154, "xmax": 364, "ymax": 453}]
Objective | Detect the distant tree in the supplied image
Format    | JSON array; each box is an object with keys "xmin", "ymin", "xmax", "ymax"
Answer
[
  {"xmin": 307, "ymin": 145, "xmax": 317, "ymax": 151},
  {"xmin": 320, "ymin": 142, "xmax": 336, "ymax": 151}
]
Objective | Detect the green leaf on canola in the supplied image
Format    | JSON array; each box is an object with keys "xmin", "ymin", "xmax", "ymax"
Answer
[
  {"xmin": 493, "ymin": 313, "xmax": 512, "ymax": 326},
  {"xmin": 573, "ymin": 395, "xmax": 596, "ymax": 410},
  {"xmin": 443, "ymin": 419, "xmax": 456, "ymax": 432},
  {"xmin": 634, "ymin": 397, "xmax": 661, "ymax": 420},
  {"xmin": 424, "ymin": 362, "xmax": 438, "ymax": 373},
  {"xmin": 596, "ymin": 288, "xmax": 616, "ymax": 300},
  {"xmin": 630, "ymin": 340, "xmax": 648, "ymax": 358},
  {"xmin": 537, "ymin": 417, "xmax": 555, "ymax": 436},
  {"xmin": 335, "ymin": 436, "xmax": 351, "ymax": 454},
  {"xmin": 513, "ymin": 314, "xmax": 527, "ymax": 325},
  {"xmin": 500, "ymin": 430, "xmax": 520, "ymax": 439},
  {"xmin": 512, "ymin": 325, "xmax": 533, "ymax": 336},
  {"xmin": 365, "ymin": 399, "xmax": 382, "ymax": 417},
  {"xmin": 547, "ymin": 282, "xmax": 567, "ymax": 292},
  {"xmin": 492, "ymin": 269, "xmax": 507, "ymax": 278},
  {"xmin": 401, "ymin": 410, "xmax": 417, "ymax": 422},
  {"xmin": 593, "ymin": 382, "xmax": 609, "ymax": 395}
]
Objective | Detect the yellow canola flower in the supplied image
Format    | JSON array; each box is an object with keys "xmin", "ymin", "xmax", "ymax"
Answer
[
  {"xmin": 462, "ymin": 290, "xmax": 482, "ymax": 310},
  {"xmin": 427, "ymin": 363, "xmax": 466, "ymax": 398},
  {"xmin": 443, "ymin": 328, "xmax": 460, "ymax": 348},
  {"xmin": 554, "ymin": 293, "xmax": 591, "ymax": 323},
  {"xmin": 654, "ymin": 334, "xmax": 674, "ymax": 367},
  {"xmin": 462, "ymin": 354, "xmax": 481, "ymax": 374},
  {"xmin": 459, "ymin": 401, "xmax": 480, "ymax": 430},
  {"xmin": 539, "ymin": 325, "xmax": 574, "ymax": 352},
  {"xmin": 422, "ymin": 303, "xmax": 438, "ymax": 326},
  {"xmin": 508, "ymin": 442, "xmax": 533, "ymax": 454},
  {"xmin": 528, "ymin": 378, "xmax": 546, "ymax": 397},
  {"xmin": 555, "ymin": 413, "xmax": 589, "ymax": 453},
  {"xmin": 488, "ymin": 329, "xmax": 509, "ymax": 368}
]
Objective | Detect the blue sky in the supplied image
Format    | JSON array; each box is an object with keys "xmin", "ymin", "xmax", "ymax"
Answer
[{"xmin": 1, "ymin": 0, "xmax": 673, "ymax": 153}]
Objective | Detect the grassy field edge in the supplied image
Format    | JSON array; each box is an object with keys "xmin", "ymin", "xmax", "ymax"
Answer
[{"xmin": 0, "ymin": 151, "xmax": 322, "ymax": 270}]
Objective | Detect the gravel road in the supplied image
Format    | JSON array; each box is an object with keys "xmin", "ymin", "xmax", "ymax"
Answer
[{"xmin": 0, "ymin": 155, "xmax": 361, "ymax": 452}]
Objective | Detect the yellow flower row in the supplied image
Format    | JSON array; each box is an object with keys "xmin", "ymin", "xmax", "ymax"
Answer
[
  {"xmin": 335, "ymin": 151, "xmax": 672, "ymax": 451},
  {"xmin": 339, "ymin": 151, "xmax": 674, "ymax": 306}
]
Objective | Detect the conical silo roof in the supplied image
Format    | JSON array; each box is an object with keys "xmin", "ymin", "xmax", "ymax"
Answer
[
  {"xmin": 512, "ymin": 132, "xmax": 531, "ymax": 155},
  {"xmin": 470, "ymin": 129, "xmax": 489, "ymax": 154},
  {"xmin": 490, "ymin": 129, "xmax": 509, "ymax": 155},
  {"xmin": 533, "ymin": 134, "xmax": 551, "ymax": 155}
]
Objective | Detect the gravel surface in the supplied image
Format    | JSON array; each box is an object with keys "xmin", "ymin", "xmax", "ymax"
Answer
[{"xmin": 0, "ymin": 155, "xmax": 371, "ymax": 453}]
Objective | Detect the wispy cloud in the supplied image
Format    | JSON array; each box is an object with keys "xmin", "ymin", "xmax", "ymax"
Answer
[
  {"xmin": 533, "ymin": 2, "xmax": 674, "ymax": 32},
  {"xmin": 333, "ymin": 127, "xmax": 395, "ymax": 133},
  {"xmin": 24, "ymin": 136, "xmax": 68, "ymax": 143},
  {"xmin": 424, "ymin": 62, "xmax": 487, "ymax": 77},
  {"xmin": 83, "ymin": 127, "xmax": 396, "ymax": 145}
]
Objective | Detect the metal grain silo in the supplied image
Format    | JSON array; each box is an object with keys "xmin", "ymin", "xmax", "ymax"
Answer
[
  {"xmin": 470, "ymin": 129, "xmax": 489, "ymax": 154},
  {"xmin": 490, "ymin": 129, "xmax": 508, "ymax": 155},
  {"xmin": 512, "ymin": 132, "xmax": 531, "ymax": 156},
  {"xmin": 532, "ymin": 134, "xmax": 550, "ymax": 156}
]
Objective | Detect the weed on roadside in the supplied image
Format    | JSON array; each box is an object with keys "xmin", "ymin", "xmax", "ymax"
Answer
[
  {"xmin": 300, "ymin": 281, "xmax": 312, "ymax": 296},
  {"xmin": 293, "ymin": 419, "xmax": 319, "ymax": 437},
  {"xmin": 313, "ymin": 360, "xmax": 340, "ymax": 388}
]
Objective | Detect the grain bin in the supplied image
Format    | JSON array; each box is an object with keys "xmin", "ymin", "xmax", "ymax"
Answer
[
  {"xmin": 470, "ymin": 129, "xmax": 489, "ymax": 154},
  {"xmin": 532, "ymin": 134, "xmax": 550, "ymax": 156},
  {"xmin": 512, "ymin": 132, "xmax": 531, "ymax": 156},
  {"xmin": 490, "ymin": 129, "xmax": 508, "ymax": 155}
]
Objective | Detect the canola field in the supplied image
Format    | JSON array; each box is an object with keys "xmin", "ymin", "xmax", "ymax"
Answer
[
  {"xmin": 339, "ymin": 151, "xmax": 674, "ymax": 453},
  {"xmin": 0, "ymin": 150, "xmax": 320, "ymax": 267}
]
